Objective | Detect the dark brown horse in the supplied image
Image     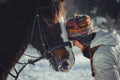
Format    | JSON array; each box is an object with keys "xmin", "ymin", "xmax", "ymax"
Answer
[{"xmin": 0, "ymin": 0, "xmax": 75, "ymax": 80}]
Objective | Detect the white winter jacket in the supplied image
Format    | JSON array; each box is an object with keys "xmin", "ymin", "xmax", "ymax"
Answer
[{"xmin": 90, "ymin": 29, "xmax": 120, "ymax": 80}]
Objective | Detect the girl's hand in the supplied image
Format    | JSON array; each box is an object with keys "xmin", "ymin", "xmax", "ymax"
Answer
[{"xmin": 72, "ymin": 40, "xmax": 85, "ymax": 51}]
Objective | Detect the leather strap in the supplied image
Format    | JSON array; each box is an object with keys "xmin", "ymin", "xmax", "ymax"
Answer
[{"xmin": 89, "ymin": 46, "xmax": 100, "ymax": 77}]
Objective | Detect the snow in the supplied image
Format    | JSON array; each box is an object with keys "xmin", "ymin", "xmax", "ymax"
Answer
[{"xmin": 8, "ymin": 46, "xmax": 95, "ymax": 80}]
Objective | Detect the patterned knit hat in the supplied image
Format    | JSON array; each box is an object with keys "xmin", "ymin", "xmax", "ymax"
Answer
[{"xmin": 66, "ymin": 14, "xmax": 93, "ymax": 38}]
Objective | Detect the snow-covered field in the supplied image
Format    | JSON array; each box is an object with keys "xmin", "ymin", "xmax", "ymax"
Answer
[{"xmin": 8, "ymin": 45, "xmax": 95, "ymax": 80}]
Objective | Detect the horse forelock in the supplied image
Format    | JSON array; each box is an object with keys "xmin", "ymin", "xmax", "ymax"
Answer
[{"xmin": 52, "ymin": 0, "xmax": 65, "ymax": 24}]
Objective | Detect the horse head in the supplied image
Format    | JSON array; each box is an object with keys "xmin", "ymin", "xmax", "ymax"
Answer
[
  {"xmin": 30, "ymin": 13, "xmax": 75, "ymax": 72},
  {"xmin": 29, "ymin": 0, "xmax": 75, "ymax": 72}
]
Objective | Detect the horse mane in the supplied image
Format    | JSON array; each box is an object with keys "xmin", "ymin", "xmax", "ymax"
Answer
[{"xmin": 52, "ymin": 0, "xmax": 65, "ymax": 24}]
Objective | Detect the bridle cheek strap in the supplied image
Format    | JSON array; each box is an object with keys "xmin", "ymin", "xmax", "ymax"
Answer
[{"xmin": 49, "ymin": 41, "xmax": 72, "ymax": 51}]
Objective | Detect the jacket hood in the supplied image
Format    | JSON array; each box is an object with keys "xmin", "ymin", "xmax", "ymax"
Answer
[{"xmin": 90, "ymin": 29, "xmax": 120, "ymax": 48}]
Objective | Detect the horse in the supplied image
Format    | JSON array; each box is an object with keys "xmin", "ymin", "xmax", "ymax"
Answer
[{"xmin": 0, "ymin": 0, "xmax": 75, "ymax": 80}]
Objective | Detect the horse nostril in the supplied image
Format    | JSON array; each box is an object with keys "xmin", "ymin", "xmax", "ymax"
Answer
[{"xmin": 62, "ymin": 61, "xmax": 69, "ymax": 69}]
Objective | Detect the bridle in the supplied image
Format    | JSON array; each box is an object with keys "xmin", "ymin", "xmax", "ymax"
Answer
[
  {"xmin": 29, "ymin": 11, "xmax": 72, "ymax": 70},
  {"xmin": 30, "ymin": 10, "xmax": 72, "ymax": 59},
  {"xmin": 0, "ymin": 9, "xmax": 71, "ymax": 80}
]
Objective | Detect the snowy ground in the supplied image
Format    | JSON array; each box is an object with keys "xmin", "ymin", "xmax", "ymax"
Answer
[{"xmin": 8, "ymin": 45, "xmax": 95, "ymax": 80}]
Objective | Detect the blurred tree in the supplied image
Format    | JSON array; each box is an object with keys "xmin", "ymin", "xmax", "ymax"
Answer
[
  {"xmin": 65, "ymin": 0, "xmax": 120, "ymax": 29},
  {"xmin": 74, "ymin": 0, "xmax": 120, "ymax": 18},
  {"xmin": 96, "ymin": 0, "xmax": 119, "ymax": 18},
  {"xmin": 74, "ymin": 0, "xmax": 96, "ymax": 14}
]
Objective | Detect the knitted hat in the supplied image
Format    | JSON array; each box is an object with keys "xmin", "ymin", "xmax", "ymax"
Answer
[{"xmin": 66, "ymin": 14, "xmax": 93, "ymax": 37}]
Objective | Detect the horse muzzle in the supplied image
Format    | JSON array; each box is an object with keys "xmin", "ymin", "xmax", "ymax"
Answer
[{"xmin": 49, "ymin": 56, "xmax": 74, "ymax": 72}]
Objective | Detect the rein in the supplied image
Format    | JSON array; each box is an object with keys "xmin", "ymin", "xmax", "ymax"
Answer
[{"xmin": 0, "ymin": 10, "xmax": 71, "ymax": 80}]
